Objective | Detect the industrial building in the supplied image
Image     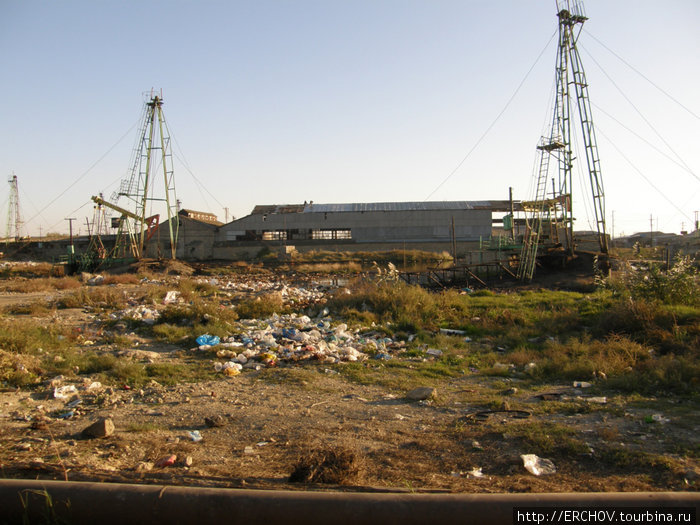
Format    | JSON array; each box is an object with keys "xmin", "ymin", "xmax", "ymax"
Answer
[{"xmin": 206, "ymin": 200, "xmax": 518, "ymax": 260}]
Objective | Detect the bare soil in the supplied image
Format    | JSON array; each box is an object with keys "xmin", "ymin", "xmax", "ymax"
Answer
[{"xmin": 0, "ymin": 270, "xmax": 698, "ymax": 494}]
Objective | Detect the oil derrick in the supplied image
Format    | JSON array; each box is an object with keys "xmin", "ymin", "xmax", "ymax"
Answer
[
  {"xmin": 5, "ymin": 173, "xmax": 21, "ymax": 244},
  {"xmin": 105, "ymin": 92, "xmax": 179, "ymax": 260},
  {"xmin": 518, "ymin": 0, "xmax": 608, "ymax": 281}
]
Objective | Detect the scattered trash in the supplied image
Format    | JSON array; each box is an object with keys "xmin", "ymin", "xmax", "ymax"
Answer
[
  {"xmin": 81, "ymin": 418, "xmax": 115, "ymax": 439},
  {"xmin": 439, "ymin": 328, "xmax": 466, "ymax": 336},
  {"xmin": 154, "ymin": 454, "xmax": 177, "ymax": 468},
  {"xmin": 196, "ymin": 334, "xmax": 220, "ymax": 347},
  {"xmin": 163, "ymin": 290, "xmax": 181, "ymax": 304},
  {"xmin": 56, "ymin": 410, "xmax": 75, "ymax": 420},
  {"xmin": 573, "ymin": 381, "xmax": 592, "ymax": 388},
  {"xmin": 521, "ymin": 454, "xmax": 557, "ymax": 476},
  {"xmin": 187, "ymin": 430, "xmax": 203, "ymax": 442},
  {"xmin": 136, "ymin": 461, "xmax": 154, "ymax": 472},
  {"xmin": 87, "ymin": 274, "xmax": 105, "ymax": 286},
  {"xmin": 586, "ymin": 396, "xmax": 607, "ymax": 404},
  {"xmin": 66, "ymin": 398, "xmax": 83, "ymax": 408},
  {"xmin": 425, "ymin": 348, "xmax": 443, "ymax": 357},
  {"xmin": 243, "ymin": 446, "xmax": 256, "ymax": 455},
  {"xmin": 53, "ymin": 385, "xmax": 77, "ymax": 399},
  {"xmin": 468, "ymin": 467, "xmax": 485, "ymax": 478},
  {"xmin": 648, "ymin": 414, "xmax": 670, "ymax": 424},
  {"xmin": 471, "ymin": 440, "xmax": 484, "ymax": 451}
]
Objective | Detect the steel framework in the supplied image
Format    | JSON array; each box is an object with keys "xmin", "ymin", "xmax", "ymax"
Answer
[
  {"xmin": 5, "ymin": 173, "xmax": 21, "ymax": 244},
  {"xmin": 109, "ymin": 93, "xmax": 179, "ymax": 259},
  {"xmin": 518, "ymin": 0, "xmax": 608, "ymax": 280}
]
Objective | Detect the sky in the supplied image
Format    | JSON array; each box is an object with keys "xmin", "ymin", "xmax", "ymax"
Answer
[{"xmin": 1, "ymin": 0, "xmax": 698, "ymax": 238}]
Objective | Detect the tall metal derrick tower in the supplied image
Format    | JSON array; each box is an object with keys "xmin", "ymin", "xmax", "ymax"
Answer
[
  {"xmin": 5, "ymin": 173, "xmax": 21, "ymax": 243},
  {"xmin": 518, "ymin": 0, "xmax": 608, "ymax": 280},
  {"xmin": 95, "ymin": 93, "xmax": 179, "ymax": 260}
]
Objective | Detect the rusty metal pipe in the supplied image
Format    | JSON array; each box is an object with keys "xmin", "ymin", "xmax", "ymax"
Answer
[{"xmin": 1, "ymin": 479, "xmax": 698, "ymax": 525}]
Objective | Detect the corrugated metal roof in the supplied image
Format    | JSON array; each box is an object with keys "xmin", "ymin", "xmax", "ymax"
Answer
[{"xmin": 303, "ymin": 201, "xmax": 494, "ymax": 213}]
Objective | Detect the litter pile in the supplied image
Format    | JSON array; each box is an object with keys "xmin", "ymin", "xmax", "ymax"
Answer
[{"xmin": 195, "ymin": 312, "xmax": 408, "ymax": 374}]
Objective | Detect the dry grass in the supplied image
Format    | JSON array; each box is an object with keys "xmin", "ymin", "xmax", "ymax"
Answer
[
  {"xmin": 0, "ymin": 277, "xmax": 81, "ymax": 293},
  {"xmin": 289, "ymin": 445, "xmax": 362, "ymax": 484}
]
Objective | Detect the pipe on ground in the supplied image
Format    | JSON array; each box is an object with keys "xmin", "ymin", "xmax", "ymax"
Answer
[{"xmin": 1, "ymin": 479, "xmax": 698, "ymax": 525}]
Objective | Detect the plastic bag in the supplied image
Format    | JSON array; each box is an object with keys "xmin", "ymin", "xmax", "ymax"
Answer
[
  {"xmin": 196, "ymin": 334, "xmax": 220, "ymax": 347},
  {"xmin": 521, "ymin": 454, "xmax": 556, "ymax": 476}
]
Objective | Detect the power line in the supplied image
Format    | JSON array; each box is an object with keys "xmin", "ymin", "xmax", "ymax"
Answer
[
  {"xmin": 23, "ymin": 118, "xmax": 140, "ymax": 228},
  {"xmin": 581, "ymin": 44, "xmax": 696, "ymax": 177},
  {"xmin": 584, "ymin": 29, "xmax": 700, "ymax": 121},
  {"xmin": 597, "ymin": 127, "xmax": 692, "ymax": 224},
  {"xmin": 424, "ymin": 29, "xmax": 557, "ymax": 201},
  {"xmin": 591, "ymin": 102, "xmax": 700, "ymax": 184}
]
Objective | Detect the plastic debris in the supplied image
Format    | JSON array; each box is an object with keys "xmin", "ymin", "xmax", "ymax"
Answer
[
  {"xmin": 468, "ymin": 467, "xmax": 485, "ymax": 478},
  {"xmin": 53, "ymin": 385, "xmax": 77, "ymax": 399},
  {"xmin": 196, "ymin": 334, "xmax": 220, "ymax": 347},
  {"xmin": 154, "ymin": 454, "xmax": 177, "ymax": 468},
  {"xmin": 56, "ymin": 410, "xmax": 75, "ymax": 419},
  {"xmin": 650, "ymin": 414, "xmax": 670, "ymax": 424},
  {"xmin": 187, "ymin": 430, "xmax": 203, "ymax": 442},
  {"xmin": 163, "ymin": 290, "xmax": 181, "ymax": 304},
  {"xmin": 521, "ymin": 454, "xmax": 556, "ymax": 476},
  {"xmin": 426, "ymin": 348, "xmax": 443, "ymax": 357},
  {"xmin": 586, "ymin": 396, "xmax": 607, "ymax": 404},
  {"xmin": 573, "ymin": 381, "xmax": 592, "ymax": 388},
  {"xmin": 439, "ymin": 328, "xmax": 466, "ymax": 336},
  {"xmin": 66, "ymin": 398, "xmax": 83, "ymax": 408}
]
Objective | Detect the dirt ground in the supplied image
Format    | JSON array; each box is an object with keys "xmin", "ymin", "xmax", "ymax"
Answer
[{"xmin": 0, "ymin": 266, "xmax": 698, "ymax": 494}]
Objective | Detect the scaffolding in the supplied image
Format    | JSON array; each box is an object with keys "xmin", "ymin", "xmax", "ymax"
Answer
[{"xmin": 518, "ymin": 0, "xmax": 608, "ymax": 281}]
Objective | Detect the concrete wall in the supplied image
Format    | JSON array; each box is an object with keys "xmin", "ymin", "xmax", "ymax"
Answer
[
  {"xmin": 221, "ymin": 208, "xmax": 492, "ymax": 243},
  {"xmin": 144, "ymin": 217, "xmax": 219, "ymax": 261},
  {"xmin": 209, "ymin": 239, "xmax": 511, "ymax": 262}
]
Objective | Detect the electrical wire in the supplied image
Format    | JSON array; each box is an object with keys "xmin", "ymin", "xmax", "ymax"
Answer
[
  {"xmin": 592, "ymin": 101, "xmax": 700, "ymax": 184},
  {"xmin": 583, "ymin": 29, "xmax": 700, "ymax": 121},
  {"xmin": 22, "ymin": 118, "xmax": 140, "ymax": 230},
  {"xmin": 597, "ymin": 126, "xmax": 692, "ymax": 224},
  {"xmin": 424, "ymin": 28, "xmax": 558, "ymax": 201},
  {"xmin": 581, "ymin": 44, "xmax": 696, "ymax": 178}
]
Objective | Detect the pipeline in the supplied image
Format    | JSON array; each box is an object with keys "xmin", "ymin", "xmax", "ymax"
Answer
[{"xmin": 1, "ymin": 479, "xmax": 698, "ymax": 525}]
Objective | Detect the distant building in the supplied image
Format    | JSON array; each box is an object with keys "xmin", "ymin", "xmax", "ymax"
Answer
[{"xmin": 178, "ymin": 209, "xmax": 222, "ymax": 225}]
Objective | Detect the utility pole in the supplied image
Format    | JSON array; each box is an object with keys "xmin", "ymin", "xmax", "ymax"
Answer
[
  {"xmin": 224, "ymin": 207, "xmax": 229, "ymax": 223},
  {"xmin": 649, "ymin": 214, "xmax": 653, "ymax": 248},
  {"xmin": 65, "ymin": 218, "xmax": 77, "ymax": 255},
  {"xmin": 450, "ymin": 216, "xmax": 457, "ymax": 264}
]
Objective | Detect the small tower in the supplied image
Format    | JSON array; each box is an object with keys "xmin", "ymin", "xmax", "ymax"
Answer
[{"xmin": 5, "ymin": 173, "xmax": 21, "ymax": 243}]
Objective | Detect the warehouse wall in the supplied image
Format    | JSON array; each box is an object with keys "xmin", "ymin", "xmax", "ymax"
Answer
[{"xmin": 221, "ymin": 209, "xmax": 492, "ymax": 242}]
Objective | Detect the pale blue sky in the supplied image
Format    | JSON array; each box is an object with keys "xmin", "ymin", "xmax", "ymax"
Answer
[{"xmin": 1, "ymin": 0, "xmax": 698, "ymax": 237}]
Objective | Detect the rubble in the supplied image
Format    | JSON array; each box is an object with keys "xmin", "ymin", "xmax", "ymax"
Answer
[
  {"xmin": 406, "ymin": 387, "xmax": 437, "ymax": 401},
  {"xmin": 81, "ymin": 418, "xmax": 115, "ymax": 439}
]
